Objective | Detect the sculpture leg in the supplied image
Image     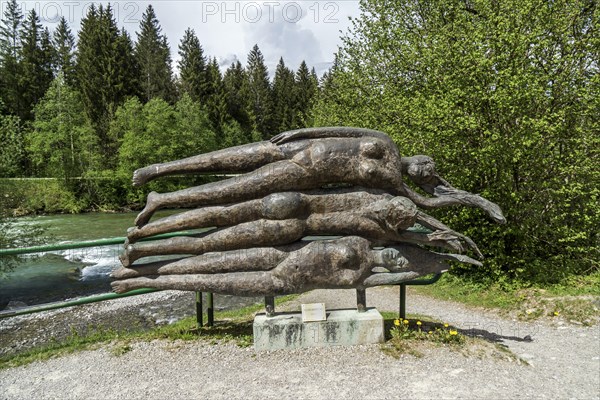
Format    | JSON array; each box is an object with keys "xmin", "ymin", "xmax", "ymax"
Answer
[
  {"xmin": 121, "ymin": 219, "xmax": 306, "ymax": 266},
  {"xmin": 127, "ymin": 199, "xmax": 263, "ymax": 243},
  {"xmin": 111, "ymin": 271, "xmax": 285, "ymax": 296},
  {"xmin": 132, "ymin": 141, "xmax": 287, "ymax": 186},
  {"xmin": 135, "ymin": 161, "xmax": 311, "ymax": 227},
  {"xmin": 113, "ymin": 247, "xmax": 288, "ymax": 279}
]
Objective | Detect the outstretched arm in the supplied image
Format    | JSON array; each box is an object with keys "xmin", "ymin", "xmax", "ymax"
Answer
[{"xmin": 271, "ymin": 127, "xmax": 397, "ymax": 149}]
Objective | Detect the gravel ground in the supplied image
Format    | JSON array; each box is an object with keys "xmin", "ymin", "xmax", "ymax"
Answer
[{"xmin": 1, "ymin": 287, "xmax": 599, "ymax": 400}]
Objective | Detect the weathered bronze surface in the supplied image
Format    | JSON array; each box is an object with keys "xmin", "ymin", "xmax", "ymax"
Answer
[{"xmin": 112, "ymin": 127, "xmax": 505, "ymax": 296}]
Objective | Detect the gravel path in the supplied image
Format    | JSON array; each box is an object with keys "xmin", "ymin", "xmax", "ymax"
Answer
[{"xmin": 1, "ymin": 287, "xmax": 599, "ymax": 400}]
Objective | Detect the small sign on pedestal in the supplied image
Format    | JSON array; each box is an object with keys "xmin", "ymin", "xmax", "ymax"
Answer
[{"xmin": 301, "ymin": 303, "xmax": 326, "ymax": 322}]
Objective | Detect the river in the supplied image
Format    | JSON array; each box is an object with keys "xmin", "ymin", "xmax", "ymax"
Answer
[{"xmin": 0, "ymin": 211, "xmax": 263, "ymax": 313}]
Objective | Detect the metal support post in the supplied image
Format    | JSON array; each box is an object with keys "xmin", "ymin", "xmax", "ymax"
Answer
[
  {"xmin": 195, "ymin": 292, "xmax": 203, "ymax": 328},
  {"xmin": 399, "ymin": 284, "xmax": 407, "ymax": 319},
  {"xmin": 207, "ymin": 292, "xmax": 214, "ymax": 327},
  {"xmin": 265, "ymin": 296, "xmax": 275, "ymax": 317},
  {"xmin": 356, "ymin": 288, "xmax": 366, "ymax": 312}
]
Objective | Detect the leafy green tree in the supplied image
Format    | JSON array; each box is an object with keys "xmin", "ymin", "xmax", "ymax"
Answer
[
  {"xmin": 177, "ymin": 28, "xmax": 207, "ymax": 101},
  {"xmin": 246, "ymin": 44, "xmax": 273, "ymax": 138},
  {"xmin": 28, "ymin": 74, "xmax": 97, "ymax": 181},
  {"xmin": 135, "ymin": 5, "xmax": 175, "ymax": 103},
  {"xmin": 272, "ymin": 57, "xmax": 295, "ymax": 132},
  {"xmin": 316, "ymin": 0, "xmax": 599, "ymax": 284},
  {"xmin": 0, "ymin": 0, "xmax": 23, "ymax": 117},
  {"xmin": 53, "ymin": 16, "xmax": 76, "ymax": 85}
]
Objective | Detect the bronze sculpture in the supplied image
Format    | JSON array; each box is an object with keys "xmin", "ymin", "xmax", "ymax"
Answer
[{"xmin": 112, "ymin": 127, "xmax": 505, "ymax": 297}]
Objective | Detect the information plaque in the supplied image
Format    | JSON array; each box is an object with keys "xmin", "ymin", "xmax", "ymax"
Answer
[{"xmin": 301, "ymin": 303, "xmax": 327, "ymax": 322}]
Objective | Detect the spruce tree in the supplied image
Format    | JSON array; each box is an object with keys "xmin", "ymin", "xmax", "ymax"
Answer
[
  {"xmin": 135, "ymin": 5, "xmax": 175, "ymax": 103},
  {"xmin": 292, "ymin": 60, "xmax": 318, "ymax": 128},
  {"xmin": 246, "ymin": 44, "xmax": 273, "ymax": 138},
  {"xmin": 204, "ymin": 57, "xmax": 229, "ymax": 131},
  {"xmin": 53, "ymin": 16, "xmax": 76, "ymax": 85},
  {"xmin": 223, "ymin": 60, "xmax": 252, "ymax": 135},
  {"xmin": 76, "ymin": 4, "xmax": 138, "ymax": 167},
  {"xmin": 272, "ymin": 57, "xmax": 295, "ymax": 132},
  {"xmin": 0, "ymin": 0, "xmax": 23, "ymax": 116},
  {"xmin": 177, "ymin": 28, "xmax": 207, "ymax": 102},
  {"xmin": 20, "ymin": 10, "xmax": 52, "ymax": 121}
]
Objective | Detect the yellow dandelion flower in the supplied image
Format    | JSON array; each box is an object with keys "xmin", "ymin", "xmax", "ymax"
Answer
[
  {"xmin": 416, "ymin": 321, "xmax": 422, "ymax": 326},
  {"xmin": 394, "ymin": 319, "xmax": 400, "ymax": 326},
  {"xmin": 428, "ymin": 331, "xmax": 432, "ymax": 335},
  {"xmin": 444, "ymin": 323, "xmax": 449, "ymax": 328},
  {"xmin": 403, "ymin": 320, "xmax": 409, "ymax": 325},
  {"xmin": 553, "ymin": 311, "xmax": 560, "ymax": 316},
  {"xmin": 449, "ymin": 330, "xmax": 458, "ymax": 336}
]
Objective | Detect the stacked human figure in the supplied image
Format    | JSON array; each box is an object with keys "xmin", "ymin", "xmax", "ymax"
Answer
[{"xmin": 111, "ymin": 127, "xmax": 506, "ymax": 296}]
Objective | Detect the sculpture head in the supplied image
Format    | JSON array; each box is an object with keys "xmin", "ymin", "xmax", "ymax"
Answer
[{"xmin": 379, "ymin": 247, "xmax": 409, "ymax": 271}]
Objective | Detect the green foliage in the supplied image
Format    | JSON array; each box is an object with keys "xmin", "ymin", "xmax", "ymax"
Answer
[
  {"xmin": 316, "ymin": 0, "xmax": 599, "ymax": 284},
  {"xmin": 223, "ymin": 60, "xmax": 253, "ymax": 138},
  {"xmin": 114, "ymin": 95, "xmax": 219, "ymax": 203},
  {"xmin": 28, "ymin": 74, "xmax": 97, "ymax": 181},
  {"xmin": 0, "ymin": 113, "xmax": 25, "ymax": 177}
]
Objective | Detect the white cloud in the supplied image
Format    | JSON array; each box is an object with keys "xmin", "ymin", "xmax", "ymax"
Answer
[{"xmin": 15, "ymin": 0, "xmax": 361, "ymax": 77}]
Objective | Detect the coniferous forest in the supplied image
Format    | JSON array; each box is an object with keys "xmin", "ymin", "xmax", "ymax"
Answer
[{"xmin": 0, "ymin": 2, "xmax": 320, "ymax": 211}]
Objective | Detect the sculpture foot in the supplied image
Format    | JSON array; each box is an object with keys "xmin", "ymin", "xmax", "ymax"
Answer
[
  {"xmin": 119, "ymin": 252, "xmax": 131, "ymax": 268},
  {"xmin": 111, "ymin": 280, "xmax": 130, "ymax": 294},
  {"xmin": 132, "ymin": 165, "xmax": 157, "ymax": 187},
  {"xmin": 135, "ymin": 191, "xmax": 159, "ymax": 227},
  {"xmin": 126, "ymin": 227, "xmax": 142, "ymax": 244}
]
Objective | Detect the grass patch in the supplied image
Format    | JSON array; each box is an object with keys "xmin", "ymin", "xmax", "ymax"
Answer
[
  {"xmin": 411, "ymin": 273, "xmax": 600, "ymax": 325},
  {"xmin": 379, "ymin": 313, "xmax": 527, "ymax": 364},
  {"xmin": 0, "ymin": 295, "xmax": 298, "ymax": 370}
]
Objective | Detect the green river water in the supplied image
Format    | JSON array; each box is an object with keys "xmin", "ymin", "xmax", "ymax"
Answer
[{"xmin": 0, "ymin": 211, "xmax": 262, "ymax": 312}]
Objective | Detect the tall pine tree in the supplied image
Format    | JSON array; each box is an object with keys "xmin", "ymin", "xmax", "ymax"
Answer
[
  {"xmin": 76, "ymin": 4, "xmax": 138, "ymax": 167},
  {"xmin": 272, "ymin": 57, "xmax": 295, "ymax": 132},
  {"xmin": 19, "ymin": 10, "xmax": 53, "ymax": 121},
  {"xmin": 135, "ymin": 5, "xmax": 175, "ymax": 103},
  {"xmin": 292, "ymin": 60, "xmax": 318, "ymax": 128},
  {"xmin": 204, "ymin": 57, "xmax": 229, "ymax": 131},
  {"xmin": 246, "ymin": 44, "xmax": 273, "ymax": 138},
  {"xmin": 223, "ymin": 60, "xmax": 252, "ymax": 136},
  {"xmin": 177, "ymin": 28, "xmax": 207, "ymax": 102},
  {"xmin": 53, "ymin": 16, "xmax": 76, "ymax": 85},
  {"xmin": 0, "ymin": 0, "xmax": 23, "ymax": 116}
]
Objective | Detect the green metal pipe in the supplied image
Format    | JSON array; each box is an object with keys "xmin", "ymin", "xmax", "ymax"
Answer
[
  {"xmin": 0, "ymin": 288, "xmax": 159, "ymax": 319},
  {"xmin": 0, "ymin": 230, "xmax": 209, "ymax": 256}
]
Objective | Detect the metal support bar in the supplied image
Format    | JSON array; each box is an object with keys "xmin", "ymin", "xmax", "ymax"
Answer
[
  {"xmin": 0, "ymin": 288, "xmax": 159, "ymax": 319},
  {"xmin": 398, "ymin": 273, "xmax": 443, "ymax": 319},
  {"xmin": 195, "ymin": 292, "xmax": 203, "ymax": 328},
  {"xmin": 207, "ymin": 292, "xmax": 214, "ymax": 326},
  {"xmin": 265, "ymin": 296, "xmax": 275, "ymax": 317},
  {"xmin": 356, "ymin": 288, "xmax": 366, "ymax": 312},
  {"xmin": 399, "ymin": 284, "xmax": 407, "ymax": 319}
]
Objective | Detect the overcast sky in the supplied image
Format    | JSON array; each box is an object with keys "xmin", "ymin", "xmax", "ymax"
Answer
[{"xmin": 13, "ymin": 1, "xmax": 362, "ymax": 77}]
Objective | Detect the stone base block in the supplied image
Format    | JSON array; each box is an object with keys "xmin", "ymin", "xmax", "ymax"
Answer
[{"xmin": 253, "ymin": 308, "xmax": 384, "ymax": 351}]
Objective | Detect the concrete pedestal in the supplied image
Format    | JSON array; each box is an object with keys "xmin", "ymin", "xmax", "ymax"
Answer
[{"xmin": 253, "ymin": 308, "xmax": 384, "ymax": 351}]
